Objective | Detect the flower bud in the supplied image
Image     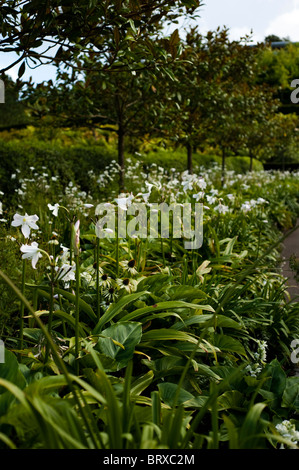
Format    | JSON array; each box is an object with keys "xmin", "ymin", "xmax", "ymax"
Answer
[{"xmin": 72, "ymin": 220, "xmax": 80, "ymax": 256}]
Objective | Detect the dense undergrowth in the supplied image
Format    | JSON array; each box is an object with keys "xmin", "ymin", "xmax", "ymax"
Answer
[{"xmin": 0, "ymin": 158, "xmax": 298, "ymax": 449}]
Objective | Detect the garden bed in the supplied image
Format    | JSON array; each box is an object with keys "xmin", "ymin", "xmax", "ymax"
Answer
[{"xmin": 0, "ymin": 162, "xmax": 299, "ymax": 449}]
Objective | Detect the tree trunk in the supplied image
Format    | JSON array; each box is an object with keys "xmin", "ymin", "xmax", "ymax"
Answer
[
  {"xmin": 187, "ymin": 142, "xmax": 193, "ymax": 174},
  {"xmin": 118, "ymin": 126, "xmax": 125, "ymax": 192},
  {"xmin": 221, "ymin": 148, "xmax": 226, "ymax": 187}
]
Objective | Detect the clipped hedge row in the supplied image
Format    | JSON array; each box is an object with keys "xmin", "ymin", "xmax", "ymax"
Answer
[
  {"xmin": 0, "ymin": 139, "xmax": 115, "ymax": 196},
  {"xmin": 139, "ymin": 148, "xmax": 264, "ymax": 173},
  {"xmin": 0, "ymin": 137, "xmax": 264, "ymax": 199}
]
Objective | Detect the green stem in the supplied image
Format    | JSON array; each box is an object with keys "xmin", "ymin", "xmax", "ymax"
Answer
[
  {"xmin": 30, "ymin": 288, "xmax": 38, "ymax": 328},
  {"xmin": 136, "ymin": 239, "xmax": 142, "ymax": 272},
  {"xmin": 45, "ymin": 264, "xmax": 55, "ymax": 364},
  {"xmin": 161, "ymin": 236, "xmax": 165, "ymax": 268},
  {"xmin": 211, "ymin": 382, "xmax": 219, "ymax": 449},
  {"xmin": 116, "ymin": 217, "xmax": 119, "ymax": 277},
  {"xmin": 75, "ymin": 254, "xmax": 80, "ymax": 375},
  {"xmin": 96, "ymin": 236, "xmax": 100, "ymax": 320},
  {"xmin": 70, "ymin": 221, "xmax": 74, "ymax": 267},
  {"xmin": 18, "ymin": 259, "xmax": 26, "ymax": 362}
]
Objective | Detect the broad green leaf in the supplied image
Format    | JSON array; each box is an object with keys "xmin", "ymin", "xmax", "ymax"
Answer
[
  {"xmin": 93, "ymin": 291, "xmax": 148, "ymax": 333},
  {"xmin": 166, "ymin": 285, "xmax": 208, "ymax": 301},
  {"xmin": 262, "ymin": 359, "xmax": 287, "ymax": 409},
  {"xmin": 141, "ymin": 329, "xmax": 198, "ymax": 344},
  {"xmin": 172, "ymin": 314, "xmax": 242, "ymax": 331},
  {"xmin": 239, "ymin": 403, "xmax": 267, "ymax": 449},
  {"xmin": 130, "ymin": 371, "xmax": 154, "ymax": 396},
  {"xmin": 212, "ymin": 334, "xmax": 247, "ymax": 356},
  {"xmin": 282, "ymin": 377, "xmax": 299, "ymax": 411},
  {"xmin": 158, "ymin": 382, "xmax": 208, "ymax": 408},
  {"xmin": 217, "ymin": 390, "xmax": 244, "ymax": 411},
  {"xmin": 121, "ymin": 300, "xmax": 214, "ymax": 323},
  {"xmin": 96, "ymin": 321, "xmax": 142, "ymax": 370},
  {"xmin": 0, "ymin": 349, "xmax": 26, "ymax": 416}
]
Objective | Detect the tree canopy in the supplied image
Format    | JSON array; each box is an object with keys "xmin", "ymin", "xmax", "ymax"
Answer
[{"xmin": 0, "ymin": 0, "xmax": 202, "ymax": 77}]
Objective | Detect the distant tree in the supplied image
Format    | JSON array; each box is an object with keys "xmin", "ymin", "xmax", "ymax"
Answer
[
  {"xmin": 264, "ymin": 35, "xmax": 283, "ymax": 43},
  {"xmin": 23, "ymin": 52, "xmax": 169, "ymax": 190},
  {"xmin": 266, "ymin": 113, "xmax": 299, "ymax": 168},
  {"xmin": 0, "ymin": 75, "xmax": 30, "ymax": 130},
  {"xmin": 156, "ymin": 27, "xmax": 266, "ymax": 175}
]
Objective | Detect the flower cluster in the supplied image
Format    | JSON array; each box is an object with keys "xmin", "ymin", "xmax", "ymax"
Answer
[
  {"xmin": 275, "ymin": 420, "xmax": 299, "ymax": 448},
  {"xmin": 245, "ymin": 340, "xmax": 268, "ymax": 378}
]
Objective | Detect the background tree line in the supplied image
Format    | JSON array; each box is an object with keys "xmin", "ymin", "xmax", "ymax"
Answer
[{"xmin": 0, "ymin": 1, "xmax": 299, "ymax": 189}]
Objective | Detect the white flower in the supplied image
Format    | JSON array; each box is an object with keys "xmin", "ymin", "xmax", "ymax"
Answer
[
  {"xmin": 11, "ymin": 213, "xmax": 39, "ymax": 238},
  {"xmin": 182, "ymin": 179, "xmax": 194, "ymax": 192},
  {"xmin": 20, "ymin": 242, "xmax": 42, "ymax": 269},
  {"xmin": 0, "ymin": 201, "xmax": 2, "ymax": 214},
  {"xmin": 59, "ymin": 244, "xmax": 70, "ymax": 263},
  {"xmin": 210, "ymin": 189, "xmax": 218, "ymax": 196},
  {"xmin": 120, "ymin": 259, "xmax": 138, "ymax": 276},
  {"xmin": 241, "ymin": 202, "xmax": 252, "ymax": 213},
  {"xmin": 98, "ymin": 273, "xmax": 112, "ymax": 289},
  {"xmin": 253, "ymin": 340, "xmax": 268, "ymax": 363},
  {"xmin": 257, "ymin": 197, "xmax": 268, "ymax": 205},
  {"xmin": 275, "ymin": 420, "xmax": 299, "ymax": 448},
  {"xmin": 55, "ymin": 264, "xmax": 76, "ymax": 282},
  {"xmin": 206, "ymin": 195, "xmax": 217, "ymax": 205},
  {"xmin": 48, "ymin": 203, "xmax": 60, "ymax": 217},
  {"xmin": 193, "ymin": 192, "xmax": 205, "ymax": 201},
  {"xmin": 72, "ymin": 220, "xmax": 80, "ymax": 256},
  {"xmin": 197, "ymin": 178, "xmax": 207, "ymax": 190},
  {"xmin": 114, "ymin": 193, "xmax": 134, "ymax": 211},
  {"xmin": 83, "ymin": 203, "xmax": 94, "ymax": 209},
  {"xmin": 116, "ymin": 277, "xmax": 138, "ymax": 293},
  {"xmin": 214, "ymin": 203, "xmax": 229, "ymax": 214},
  {"xmin": 48, "ymin": 239, "xmax": 59, "ymax": 245}
]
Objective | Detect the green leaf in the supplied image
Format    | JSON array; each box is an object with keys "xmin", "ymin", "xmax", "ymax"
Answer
[
  {"xmin": 93, "ymin": 291, "xmax": 148, "ymax": 334},
  {"xmin": 217, "ymin": 390, "xmax": 244, "ymax": 411},
  {"xmin": 121, "ymin": 300, "xmax": 214, "ymax": 323},
  {"xmin": 239, "ymin": 403, "xmax": 267, "ymax": 449},
  {"xmin": 0, "ymin": 349, "xmax": 26, "ymax": 416},
  {"xmin": 212, "ymin": 334, "xmax": 247, "ymax": 356},
  {"xmin": 18, "ymin": 61, "xmax": 25, "ymax": 78},
  {"xmin": 262, "ymin": 359, "xmax": 287, "ymax": 408},
  {"xmin": 169, "ymin": 28, "xmax": 180, "ymax": 46},
  {"xmin": 130, "ymin": 371, "xmax": 154, "ymax": 396},
  {"xmin": 282, "ymin": 377, "xmax": 299, "ymax": 411},
  {"xmin": 96, "ymin": 321, "xmax": 142, "ymax": 370},
  {"xmin": 141, "ymin": 329, "xmax": 198, "ymax": 344},
  {"xmin": 158, "ymin": 382, "xmax": 208, "ymax": 408},
  {"xmin": 172, "ymin": 314, "xmax": 242, "ymax": 331}
]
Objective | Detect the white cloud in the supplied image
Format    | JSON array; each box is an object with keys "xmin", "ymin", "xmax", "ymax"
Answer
[{"xmin": 265, "ymin": 7, "xmax": 299, "ymax": 41}]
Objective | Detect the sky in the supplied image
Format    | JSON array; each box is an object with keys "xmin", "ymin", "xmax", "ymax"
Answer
[{"xmin": 1, "ymin": 0, "xmax": 299, "ymax": 83}]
